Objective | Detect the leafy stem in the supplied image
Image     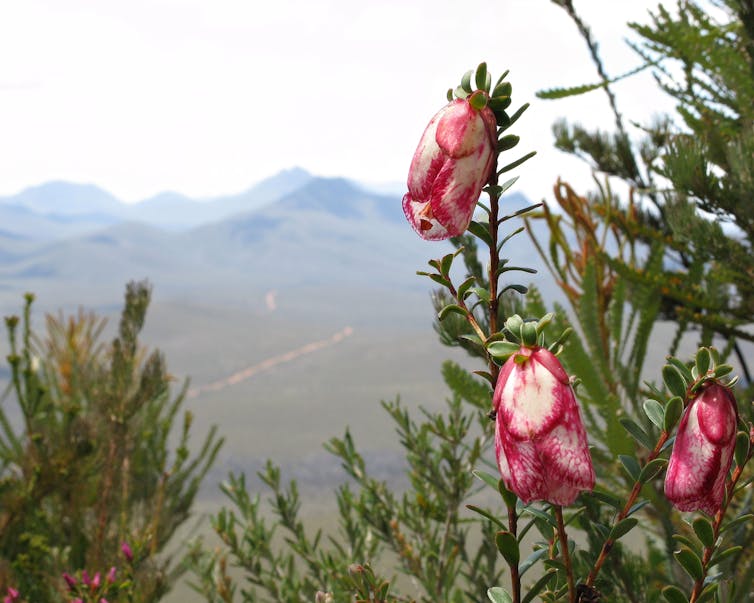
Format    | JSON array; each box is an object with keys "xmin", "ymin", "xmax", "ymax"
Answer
[
  {"xmin": 688, "ymin": 441, "xmax": 754, "ymax": 602},
  {"xmin": 586, "ymin": 431, "xmax": 669, "ymax": 587}
]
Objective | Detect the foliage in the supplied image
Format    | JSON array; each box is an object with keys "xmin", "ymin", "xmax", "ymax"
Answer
[
  {"xmin": 183, "ymin": 42, "xmax": 754, "ymax": 602},
  {"xmin": 0, "ymin": 281, "xmax": 223, "ymax": 601}
]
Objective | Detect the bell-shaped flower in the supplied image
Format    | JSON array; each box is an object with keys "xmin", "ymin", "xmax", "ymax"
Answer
[
  {"xmin": 664, "ymin": 381, "xmax": 738, "ymax": 515},
  {"xmin": 403, "ymin": 95, "xmax": 497, "ymax": 240},
  {"xmin": 493, "ymin": 345, "xmax": 595, "ymax": 505}
]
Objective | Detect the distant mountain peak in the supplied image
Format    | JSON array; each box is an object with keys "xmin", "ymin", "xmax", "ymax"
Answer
[{"xmin": 0, "ymin": 180, "xmax": 124, "ymax": 217}]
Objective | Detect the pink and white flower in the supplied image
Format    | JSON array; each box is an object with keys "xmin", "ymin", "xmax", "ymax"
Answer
[
  {"xmin": 493, "ymin": 346, "xmax": 595, "ymax": 505},
  {"xmin": 664, "ymin": 381, "xmax": 738, "ymax": 515},
  {"xmin": 403, "ymin": 96, "xmax": 497, "ymax": 240}
]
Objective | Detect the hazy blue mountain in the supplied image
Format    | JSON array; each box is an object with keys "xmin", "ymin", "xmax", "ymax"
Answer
[
  {"xmin": 0, "ymin": 173, "xmax": 555, "ymax": 323},
  {"xmin": 0, "ymin": 181, "xmax": 124, "ymax": 218}
]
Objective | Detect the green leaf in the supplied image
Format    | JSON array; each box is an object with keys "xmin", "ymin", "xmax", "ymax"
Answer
[
  {"xmin": 461, "ymin": 69, "xmax": 474, "ymax": 94},
  {"xmin": 505, "ymin": 315, "xmax": 524, "ymax": 339},
  {"xmin": 487, "ymin": 341, "xmax": 521, "ymax": 360},
  {"xmin": 720, "ymin": 513, "xmax": 754, "ymax": 534},
  {"xmin": 458, "ymin": 276, "xmax": 476, "ymax": 300},
  {"xmin": 438, "ymin": 304, "xmax": 467, "ymax": 321},
  {"xmin": 692, "ymin": 517, "xmax": 714, "ymax": 548},
  {"xmin": 643, "ymin": 398, "xmax": 665, "ymax": 429},
  {"xmin": 589, "ymin": 489, "xmax": 622, "ymax": 510},
  {"xmin": 495, "ymin": 530, "xmax": 520, "ymax": 566},
  {"xmin": 696, "ymin": 347, "xmax": 711, "ymax": 377},
  {"xmin": 521, "ymin": 322, "xmax": 537, "ymax": 346},
  {"xmin": 504, "ymin": 102, "xmax": 529, "ymax": 130},
  {"xmin": 610, "ymin": 517, "xmax": 638, "ymax": 540},
  {"xmin": 454, "ymin": 85, "xmax": 469, "ymax": 99},
  {"xmin": 493, "ymin": 81, "xmax": 512, "ymax": 98},
  {"xmin": 639, "ymin": 458, "xmax": 667, "ymax": 483},
  {"xmin": 521, "ymin": 506, "xmax": 557, "ymax": 528},
  {"xmin": 471, "ymin": 287, "xmax": 491, "ymax": 303},
  {"xmin": 619, "ymin": 417, "xmax": 654, "ymax": 449},
  {"xmin": 489, "ymin": 96, "xmax": 512, "ymax": 112},
  {"xmin": 662, "ymin": 585, "xmax": 689, "ymax": 603},
  {"xmin": 499, "ymin": 176, "xmax": 519, "ymax": 195},
  {"xmin": 487, "ymin": 587, "xmax": 513, "ymax": 603},
  {"xmin": 468, "ymin": 220, "xmax": 493, "ymax": 247},
  {"xmin": 627, "ymin": 500, "xmax": 651, "ymax": 517},
  {"xmin": 713, "ymin": 364, "xmax": 733, "ymax": 378},
  {"xmin": 475, "ymin": 62, "xmax": 490, "ymax": 93},
  {"xmin": 663, "ymin": 365, "xmax": 688, "ymax": 398},
  {"xmin": 440, "ymin": 252, "xmax": 455, "ymax": 276},
  {"xmin": 619, "ymin": 454, "xmax": 641, "ymax": 481},
  {"xmin": 501, "ymin": 283, "xmax": 528, "ymax": 296},
  {"xmin": 519, "ymin": 548, "xmax": 548, "ymax": 577},
  {"xmin": 520, "ymin": 570, "xmax": 556, "ymax": 603},
  {"xmin": 664, "ymin": 396, "xmax": 684, "ymax": 432},
  {"xmin": 497, "ymin": 134, "xmax": 519, "ymax": 152},
  {"xmin": 497, "ymin": 151, "xmax": 537, "ymax": 175},
  {"xmin": 446, "ymin": 88, "xmax": 453, "ymax": 102},
  {"xmin": 675, "ymin": 546, "xmax": 704, "ymax": 581},
  {"xmin": 735, "ymin": 431, "xmax": 750, "ymax": 467},
  {"xmin": 666, "ymin": 356, "xmax": 694, "ymax": 384},
  {"xmin": 473, "ymin": 470, "xmax": 502, "ymax": 491},
  {"xmin": 709, "ymin": 544, "xmax": 742, "ymax": 566},
  {"xmin": 466, "ymin": 504, "xmax": 505, "ymax": 529}
]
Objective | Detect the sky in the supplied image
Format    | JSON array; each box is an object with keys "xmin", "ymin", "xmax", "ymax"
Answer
[{"xmin": 0, "ymin": 0, "xmax": 677, "ymax": 204}]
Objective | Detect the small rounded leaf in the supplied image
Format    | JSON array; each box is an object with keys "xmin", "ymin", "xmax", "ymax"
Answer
[
  {"xmin": 664, "ymin": 396, "xmax": 684, "ymax": 432},
  {"xmin": 487, "ymin": 587, "xmax": 513, "ymax": 603},
  {"xmin": 663, "ymin": 365, "xmax": 688, "ymax": 398},
  {"xmin": 735, "ymin": 431, "xmax": 750, "ymax": 468},
  {"xmin": 662, "ymin": 586, "xmax": 689, "ymax": 603},
  {"xmin": 461, "ymin": 70, "xmax": 474, "ymax": 94},
  {"xmin": 487, "ymin": 341, "xmax": 522, "ymax": 360},
  {"xmin": 643, "ymin": 399, "xmax": 665, "ymax": 429},
  {"xmin": 638, "ymin": 458, "xmax": 667, "ymax": 483},
  {"xmin": 609, "ymin": 517, "xmax": 638, "ymax": 541},
  {"xmin": 692, "ymin": 517, "xmax": 714, "ymax": 549},
  {"xmin": 495, "ymin": 530, "xmax": 520, "ymax": 566},
  {"xmin": 520, "ymin": 322, "xmax": 537, "ymax": 347},
  {"xmin": 696, "ymin": 347, "xmax": 711, "ymax": 377},
  {"xmin": 674, "ymin": 547, "xmax": 704, "ymax": 581}
]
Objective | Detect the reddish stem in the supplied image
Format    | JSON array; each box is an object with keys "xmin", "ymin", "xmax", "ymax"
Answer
[{"xmin": 586, "ymin": 431, "xmax": 669, "ymax": 587}]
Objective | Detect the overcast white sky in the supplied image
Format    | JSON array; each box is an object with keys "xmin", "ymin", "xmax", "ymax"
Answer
[{"xmin": 0, "ymin": 0, "xmax": 676, "ymax": 204}]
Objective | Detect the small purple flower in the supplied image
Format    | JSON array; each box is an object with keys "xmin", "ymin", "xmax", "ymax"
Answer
[
  {"xmin": 63, "ymin": 572, "xmax": 77, "ymax": 590},
  {"xmin": 107, "ymin": 566, "xmax": 117, "ymax": 584},
  {"xmin": 121, "ymin": 541, "xmax": 134, "ymax": 563}
]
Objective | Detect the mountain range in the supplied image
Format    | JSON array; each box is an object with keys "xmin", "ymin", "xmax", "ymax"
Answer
[{"xmin": 0, "ymin": 168, "xmax": 554, "ymax": 320}]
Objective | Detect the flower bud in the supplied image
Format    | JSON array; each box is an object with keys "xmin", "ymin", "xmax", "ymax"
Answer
[
  {"xmin": 403, "ymin": 97, "xmax": 497, "ymax": 240},
  {"xmin": 62, "ymin": 572, "xmax": 77, "ymax": 590},
  {"xmin": 121, "ymin": 541, "xmax": 133, "ymax": 563},
  {"xmin": 493, "ymin": 346, "xmax": 595, "ymax": 505},
  {"xmin": 664, "ymin": 381, "xmax": 738, "ymax": 515},
  {"xmin": 107, "ymin": 566, "xmax": 117, "ymax": 584}
]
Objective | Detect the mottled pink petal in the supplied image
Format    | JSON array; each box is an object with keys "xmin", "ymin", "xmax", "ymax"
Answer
[
  {"xmin": 495, "ymin": 352, "xmax": 565, "ymax": 439},
  {"xmin": 436, "ymin": 99, "xmax": 490, "ymax": 158},
  {"xmin": 665, "ymin": 382, "xmax": 737, "ymax": 515},
  {"xmin": 493, "ymin": 345, "xmax": 594, "ymax": 506},
  {"xmin": 403, "ymin": 98, "xmax": 496, "ymax": 241}
]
